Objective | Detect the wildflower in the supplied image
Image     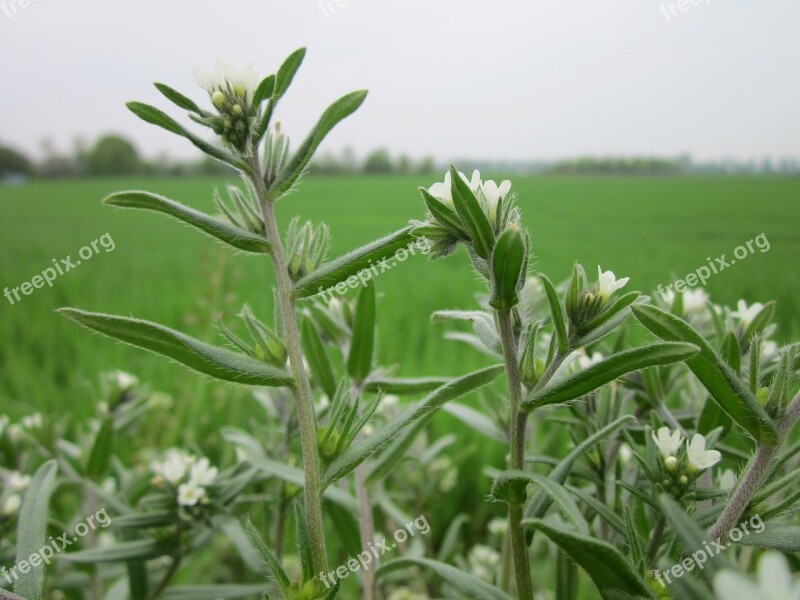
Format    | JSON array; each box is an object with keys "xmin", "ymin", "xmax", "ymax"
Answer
[
  {"xmin": 152, "ymin": 450, "xmax": 193, "ymax": 485},
  {"xmin": 427, "ymin": 170, "xmax": 463, "ymax": 207},
  {"xmin": 652, "ymin": 427, "xmax": 684, "ymax": 458},
  {"xmin": 21, "ymin": 413, "xmax": 42, "ymax": 429},
  {"xmin": 578, "ymin": 350, "xmax": 604, "ymax": 370},
  {"xmin": 188, "ymin": 457, "xmax": 218, "ymax": 486},
  {"xmin": 8, "ymin": 471, "xmax": 31, "ymax": 492},
  {"xmin": 683, "ymin": 289, "xmax": 709, "ymax": 313},
  {"xmin": 468, "ymin": 544, "xmax": 501, "ymax": 583},
  {"xmin": 113, "ymin": 370, "xmax": 138, "ymax": 391},
  {"xmin": 177, "ymin": 482, "xmax": 207, "ymax": 507},
  {"xmin": 2, "ymin": 494, "xmax": 22, "ymax": 517},
  {"xmin": 488, "ymin": 517, "xmax": 508, "ymax": 537},
  {"xmin": 597, "ymin": 266, "xmax": 630, "ymax": 300},
  {"xmin": 687, "ymin": 434, "xmax": 721, "ymax": 472},
  {"xmin": 713, "ymin": 552, "xmax": 800, "ymax": 600},
  {"xmin": 732, "ymin": 300, "xmax": 764, "ymax": 328},
  {"xmin": 194, "ymin": 60, "xmax": 260, "ymax": 101}
]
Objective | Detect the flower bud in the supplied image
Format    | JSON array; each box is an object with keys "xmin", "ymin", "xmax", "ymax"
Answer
[
  {"xmin": 678, "ymin": 475, "xmax": 688, "ymax": 486},
  {"xmin": 211, "ymin": 90, "xmax": 226, "ymax": 109},
  {"xmin": 490, "ymin": 225, "xmax": 527, "ymax": 311},
  {"xmin": 665, "ymin": 456, "xmax": 678, "ymax": 472}
]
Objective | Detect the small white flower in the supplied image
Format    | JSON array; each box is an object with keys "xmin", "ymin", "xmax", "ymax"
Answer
[
  {"xmin": 687, "ymin": 434, "xmax": 721, "ymax": 472},
  {"xmin": 652, "ymin": 427, "xmax": 684, "ymax": 458},
  {"xmin": 597, "ymin": 266, "xmax": 630, "ymax": 300},
  {"xmin": 189, "ymin": 457, "xmax": 218, "ymax": 486},
  {"xmin": 177, "ymin": 482, "xmax": 207, "ymax": 507},
  {"xmin": 488, "ymin": 517, "xmax": 508, "ymax": 537},
  {"xmin": 2, "ymin": 494, "xmax": 22, "ymax": 516},
  {"xmin": 713, "ymin": 551, "xmax": 800, "ymax": 600},
  {"xmin": 428, "ymin": 170, "xmax": 465, "ymax": 207},
  {"xmin": 468, "ymin": 544, "xmax": 501, "ymax": 583},
  {"xmin": 471, "ymin": 170, "xmax": 512, "ymax": 225},
  {"xmin": 619, "ymin": 443, "xmax": 633, "ymax": 466},
  {"xmin": 152, "ymin": 450, "xmax": 193, "ymax": 485},
  {"xmin": 113, "ymin": 370, "xmax": 138, "ymax": 390},
  {"xmin": 194, "ymin": 60, "xmax": 260, "ymax": 100},
  {"xmin": 101, "ymin": 477, "xmax": 118, "ymax": 495},
  {"xmin": 8, "ymin": 471, "xmax": 30, "ymax": 492},
  {"xmin": 578, "ymin": 350, "xmax": 603, "ymax": 370},
  {"xmin": 732, "ymin": 300, "xmax": 764, "ymax": 329},
  {"xmin": 683, "ymin": 289, "xmax": 709, "ymax": 313},
  {"xmin": 21, "ymin": 413, "xmax": 42, "ymax": 429}
]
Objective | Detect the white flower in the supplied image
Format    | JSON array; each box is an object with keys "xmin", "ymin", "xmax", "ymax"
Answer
[
  {"xmin": 578, "ymin": 350, "xmax": 603, "ymax": 370},
  {"xmin": 687, "ymin": 434, "xmax": 721, "ymax": 472},
  {"xmin": 152, "ymin": 450, "xmax": 194, "ymax": 485},
  {"xmin": 2, "ymin": 494, "xmax": 21, "ymax": 516},
  {"xmin": 471, "ymin": 170, "xmax": 512, "ymax": 225},
  {"xmin": 194, "ymin": 60, "xmax": 260, "ymax": 99},
  {"xmin": 8, "ymin": 471, "xmax": 30, "ymax": 492},
  {"xmin": 113, "ymin": 370, "xmax": 138, "ymax": 390},
  {"xmin": 468, "ymin": 544, "xmax": 501, "ymax": 583},
  {"xmin": 762, "ymin": 340, "xmax": 779, "ymax": 360},
  {"xmin": 732, "ymin": 300, "xmax": 764, "ymax": 328},
  {"xmin": 652, "ymin": 427, "xmax": 684, "ymax": 458},
  {"xmin": 683, "ymin": 289, "xmax": 709, "ymax": 313},
  {"xmin": 619, "ymin": 443, "xmax": 633, "ymax": 466},
  {"xmin": 428, "ymin": 170, "xmax": 465, "ymax": 207},
  {"xmin": 21, "ymin": 413, "xmax": 42, "ymax": 429},
  {"xmin": 488, "ymin": 517, "xmax": 508, "ymax": 537},
  {"xmin": 188, "ymin": 457, "xmax": 218, "ymax": 486},
  {"xmin": 177, "ymin": 482, "xmax": 207, "ymax": 507},
  {"xmin": 597, "ymin": 266, "xmax": 630, "ymax": 300},
  {"xmin": 713, "ymin": 552, "xmax": 800, "ymax": 600}
]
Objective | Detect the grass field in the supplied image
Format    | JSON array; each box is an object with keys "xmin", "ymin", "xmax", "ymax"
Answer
[{"xmin": 2, "ymin": 174, "xmax": 798, "ymax": 416}]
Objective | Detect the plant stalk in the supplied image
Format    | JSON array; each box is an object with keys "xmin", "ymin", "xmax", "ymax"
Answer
[
  {"xmin": 497, "ymin": 309, "xmax": 534, "ymax": 600},
  {"xmin": 252, "ymin": 158, "xmax": 329, "ymax": 574}
]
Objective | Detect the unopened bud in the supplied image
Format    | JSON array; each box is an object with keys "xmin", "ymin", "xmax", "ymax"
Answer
[
  {"xmin": 490, "ymin": 225, "xmax": 527, "ymax": 311},
  {"xmin": 679, "ymin": 475, "xmax": 688, "ymax": 486},
  {"xmin": 232, "ymin": 104, "xmax": 243, "ymax": 116},
  {"xmin": 211, "ymin": 90, "xmax": 226, "ymax": 109},
  {"xmin": 665, "ymin": 456, "xmax": 678, "ymax": 472}
]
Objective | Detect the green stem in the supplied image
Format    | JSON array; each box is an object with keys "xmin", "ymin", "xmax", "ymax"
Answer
[
  {"xmin": 252, "ymin": 159, "xmax": 329, "ymax": 575},
  {"xmin": 645, "ymin": 516, "xmax": 665, "ymax": 565},
  {"xmin": 497, "ymin": 309, "xmax": 534, "ymax": 600}
]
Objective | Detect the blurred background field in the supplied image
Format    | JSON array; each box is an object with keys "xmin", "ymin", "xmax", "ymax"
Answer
[{"xmin": 1, "ymin": 174, "xmax": 798, "ymax": 417}]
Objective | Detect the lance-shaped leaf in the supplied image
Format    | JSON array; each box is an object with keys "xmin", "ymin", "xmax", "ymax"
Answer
[
  {"xmin": 540, "ymin": 273, "xmax": 569, "ymax": 353},
  {"xmin": 493, "ymin": 471, "xmax": 589, "ymax": 534},
  {"xmin": 363, "ymin": 376, "xmax": 451, "ymax": 395},
  {"xmin": 323, "ymin": 365, "xmax": 504, "ymax": 486},
  {"xmin": 449, "ymin": 164, "xmax": 495, "ymax": 259},
  {"xmin": 58, "ymin": 309, "xmax": 293, "ymax": 387},
  {"xmin": 104, "ymin": 191, "xmax": 271, "ymax": 254},
  {"xmin": 253, "ymin": 74, "xmax": 276, "ymax": 105},
  {"xmin": 14, "ymin": 460, "xmax": 58, "ymax": 600},
  {"xmin": 274, "ymin": 47, "xmax": 307, "ymax": 100},
  {"xmin": 736, "ymin": 525, "xmax": 800, "ymax": 552},
  {"xmin": 377, "ymin": 558, "xmax": 514, "ymax": 600},
  {"xmin": 523, "ymin": 342, "xmax": 699, "ymax": 410},
  {"xmin": 420, "ymin": 187, "xmax": 467, "ymax": 235},
  {"xmin": 301, "ymin": 318, "xmax": 337, "ymax": 399},
  {"xmin": 347, "ymin": 280, "xmax": 375, "ymax": 383},
  {"xmin": 525, "ymin": 415, "xmax": 635, "ymax": 519},
  {"xmin": 162, "ymin": 586, "xmax": 268, "ymax": 600},
  {"xmin": 578, "ymin": 291, "xmax": 641, "ymax": 337},
  {"xmin": 243, "ymin": 516, "xmax": 291, "ymax": 592},
  {"xmin": 86, "ymin": 417, "xmax": 114, "ymax": 478},
  {"xmin": 270, "ymin": 89, "xmax": 368, "ymax": 197},
  {"xmin": 292, "ymin": 227, "xmax": 415, "ymax": 298},
  {"xmin": 525, "ymin": 519, "xmax": 655, "ymax": 599},
  {"xmin": 631, "ymin": 304, "xmax": 778, "ymax": 445},
  {"xmin": 154, "ymin": 83, "xmax": 202, "ymax": 114},
  {"xmin": 63, "ymin": 539, "xmax": 166, "ymax": 563}
]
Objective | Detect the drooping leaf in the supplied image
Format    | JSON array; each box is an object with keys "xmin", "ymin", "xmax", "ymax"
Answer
[
  {"xmin": 540, "ymin": 274, "xmax": 569, "ymax": 354},
  {"xmin": 364, "ymin": 376, "xmax": 450, "ymax": 395},
  {"xmin": 526, "ymin": 519, "xmax": 655, "ymax": 599},
  {"xmin": 377, "ymin": 558, "xmax": 514, "ymax": 600},
  {"xmin": 58, "ymin": 309, "xmax": 292, "ymax": 387},
  {"xmin": 323, "ymin": 365, "xmax": 504, "ymax": 486},
  {"xmin": 14, "ymin": 460, "xmax": 58, "ymax": 600},
  {"xmin": 104, "ymin": 191, "xmax": 271, "ymax": 254},
  {"xmin": 631, "ymin": 304, "xmax": 777, "ymax": 445},
  {"xmin": 301, "ymin": 318, "xmax": 337, "ymax": 399},
  {"xmin": 524, "ymin": 343, "xmax": 699, "ymax": 410},
  {"xmin": 292, "ymin": 227, "xmax": 415, "ymax": 298}
]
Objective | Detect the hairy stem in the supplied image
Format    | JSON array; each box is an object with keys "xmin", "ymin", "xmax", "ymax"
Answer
[
  {"xmin": 355, "ymin": 463, "xmax": 376, "ymax": 600},
  {"xmin": 252, "ymin": 159, "xmax": 329, "ymax": 574},
  {"xmin": 708, "ymin": 393, "xmax": 800, "ymax": 541},
  {"xmin": 497, "ymin": 309, "xmax": 534, "ymax": 600}
]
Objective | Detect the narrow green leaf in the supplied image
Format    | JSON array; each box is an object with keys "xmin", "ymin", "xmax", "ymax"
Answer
[
  {"xmin": 112, "ymin": 512, "xmax": 174, "ymax": 529},
  {"xmin": 720, "ymin": 332, "xmax": 741, "ymax": 373},
  {"xmin": 243, "ymin": 517, "xmax": 290, "ymax": 591},
  {"xmin": 736, "ymin": 525, "xmax": 800, "ymax": 552},
  {"xmin": 323, "ymin": 365, "xmax": 504, "ymax": 486},
  {"xmin": 566, "ymin": 485, "xmax": 627, "ymax": 536},
  {"xmin": 63, "ymin": 539, "xmax": 166, "ymax": 563},
  {"xmin": 625, "ymin": 506, "xmax": 645, "ymax": 572},
  {"xmin": 253, "ymin": 74, "xmax": 276, "ymax": 105},
  {"xmin": 377, "ymin": 558, "xmax": 514, "ymax": 600},
  {"xmin": 347, "ymin": 280, "xmax": 375, "ymax": 384},
  {"xmin": 442, "ymin": 402, "xmax": 508, "ymax": 444},
  {"xmin": 556, "ymin": 549, "xmax": 578, "ymax": 600},
  {"xmin": 58, "ymin": 309, "xmax": 292, "ymax": 387},
  {"xmin": 525, "ymin": 416, "xmax": 635, "ymax": 519},
  {"xmin": 301, "ymin": 318, "xmax": 337, "ymax": 399},
  {"xmin": 14, "ymin": 460, "xmax": 58, "ymax": 600},
  {"xmin": 274, "ymin": 48, "xmax": 306, "ymax": 99},
  {"xmin": 270, "ymin": 90, "xmax": 368, "ymax": 197},
  {"xmin": 524, "ymin": 342, "xmax": 699, "ymax": 410},
  {"xmin": 126, "ymin": 101, "xmax": 184, "ymax": 135},
  {"xmin": 86, "ymin": 418, "xmax": 114, "ymax": 478},
  {"xmin": 540, "ymin": 274, "xmax": 569, "ymax": 354},
  {"xmin": 579, "ymin": 291, "xmax": 641, "ymax": 337},
  {"xmin": 293, "ymin": 227, "xmax": 414, "ymax": 299},
  {"xmin": 104, "ymin": 191, "xmax": 271, "ymax": 254},
  {"xmin": 449, "ymin": 164, "xmax": 494, "ymax": 259},
  {"xmin": 154, "ymin": 83, "xmax": 201, "ymax": 113},
  {"xmin": 420, "ymin": 187, "xmax": 467, "ymax": 235},
  {"xmin": 526, "ymin": 519, "xmax": 655, "ymax": 599},
  {"xmin": 363, "ymin": 376, "xmax": 450, "ymax": 395},
  {"xmin": 495, "ymin": 471, "xmax": 589, "ymax": 534},
  {"xmin": 293, "ymin": 500, "xmax": 314, "ymax": 583},
  {"xmin": 162, "ymin": 586, "xmax": 267, "ymax": 600},
  {"xmin": 742, "ymin": 301, "xmax": 775, "ymax": 346},
  {"xmin": 365, "ymin": 418, "xmax": 429, "ymax": 486},
  {"xmin": 631, "ymin": 304, "xmax": 777, "ymax": 445}
]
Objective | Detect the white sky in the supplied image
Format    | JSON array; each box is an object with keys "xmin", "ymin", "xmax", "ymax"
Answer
[{"xmin": 1, "ymin": 0, "xmax": 799, "ymax": 162}]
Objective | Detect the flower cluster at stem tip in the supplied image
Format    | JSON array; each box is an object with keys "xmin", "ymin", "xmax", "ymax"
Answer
[
  {"xmin": 150, "ymin": 449, "xmax": 220, "ymax": 508},
  {"xmin": 652, "ymin": 427, "xmax": 722, "ymax": 498}
]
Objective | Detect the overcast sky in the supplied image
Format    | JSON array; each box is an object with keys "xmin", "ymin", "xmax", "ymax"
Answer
[{"xmin": 2, "ymin": 0, "xmax": 799, "ymax": 162}]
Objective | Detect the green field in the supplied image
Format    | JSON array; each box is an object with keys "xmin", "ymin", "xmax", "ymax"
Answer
[{"xmin": 2, "ymin": 175, "xmax": 798, "ymax": 418}]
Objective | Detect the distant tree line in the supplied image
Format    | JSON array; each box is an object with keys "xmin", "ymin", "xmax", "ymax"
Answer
[
  {"xmin": 310, "ymin": 147, "xmax": 436, "ymax": 176},
  {"xmin": 546, "ymin": 156, "xmax": 683, "ymax": 176}
]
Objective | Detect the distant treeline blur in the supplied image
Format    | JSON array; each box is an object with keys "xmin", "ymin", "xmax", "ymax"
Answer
[{"xmin": 2, "ymin": 134, "xmax": 799, "ymax": 181}]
